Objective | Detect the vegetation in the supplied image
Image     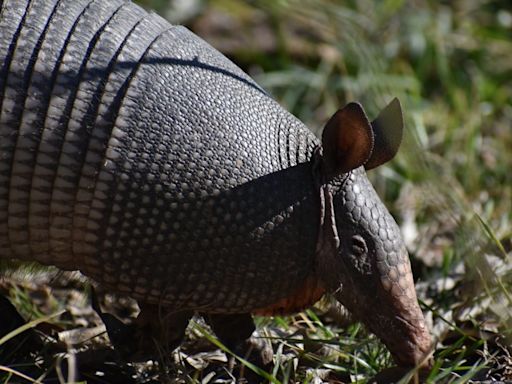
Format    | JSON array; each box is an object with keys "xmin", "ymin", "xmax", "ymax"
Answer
[{"xmin": 1, "ymin": 0, "xmax": 511, "ymax": 383}]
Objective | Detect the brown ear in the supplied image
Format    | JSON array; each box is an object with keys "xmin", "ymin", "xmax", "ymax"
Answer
[
  {"xmin": 321, "ymin": 102, "xmax": 374, "ymax": 178},
  {"xmin": 364, "ymin": 98, "xmax": 403, "ymax": 170}
]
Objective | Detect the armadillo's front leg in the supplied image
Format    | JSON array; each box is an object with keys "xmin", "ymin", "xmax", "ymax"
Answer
[
  {"xmin": 92, "ymin": 292, "xmax": 192, "ymax": 362},
  {"xmin": 206, "ymin": 313, "xmax": 273, "ymax": 377},
  {"xmin": 131, "ymin": 305, "xmax": 192, "ymax": 362}
]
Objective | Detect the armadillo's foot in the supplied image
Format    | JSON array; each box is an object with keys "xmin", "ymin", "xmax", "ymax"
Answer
[
  {"xmin": 131, "ymin": 303, "xmax": 192, "ymax": 362},
  {"xmin": 92, "ymin": 292, "xmax": 191, "ymax": 362},
  {"xmin": 205, "ymin": 313, "xmax": 273, "ymax": 381}
]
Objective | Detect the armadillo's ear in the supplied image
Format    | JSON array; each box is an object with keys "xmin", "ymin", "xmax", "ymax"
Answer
[
  {"xmin": 321, "ymin": 102, "xmax": 374, "ymax": 178},
  {"xmin": 364, "ymin": 98, "xmax": 403, "ymax": 170}
]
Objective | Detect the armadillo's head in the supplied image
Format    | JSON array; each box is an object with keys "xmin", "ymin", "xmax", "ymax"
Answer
[{"xmin": 315, "ymin": 99, "xmax": 432, "ymax": 367}]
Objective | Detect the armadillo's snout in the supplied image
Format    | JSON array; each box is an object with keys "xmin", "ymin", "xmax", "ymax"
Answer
[
  {"xmin": 335, "ymin": 242, "xmax": 432, "ymax": 367},
  {"xmin": 373, "ymin": 244, "xmax": 432, "ymax": 367}
]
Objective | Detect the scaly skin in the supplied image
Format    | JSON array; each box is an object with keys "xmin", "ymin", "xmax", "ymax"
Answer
[{"xmin": 0, "ymin": 0, "xmax": 432, "ymax": 367}]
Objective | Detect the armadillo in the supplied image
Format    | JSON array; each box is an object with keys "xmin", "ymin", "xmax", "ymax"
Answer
[{"xmin": 0, "ymin": 0, "xmax": 431, "ymax": 367}]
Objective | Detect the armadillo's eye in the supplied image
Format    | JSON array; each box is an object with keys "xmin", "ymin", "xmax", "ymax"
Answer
[
  {"xmin": 351, "ymin": 235, "xmax": 368, "ymax": 256},
  {"xmin": 345, "ymin": 235, "xmax": 372, "ymax": 275}
]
